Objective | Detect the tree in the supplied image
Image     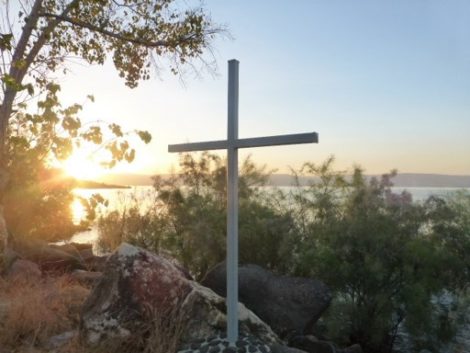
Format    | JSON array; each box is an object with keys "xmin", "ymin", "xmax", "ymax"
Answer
[
  {"xmin": 291, "ymin": 159, "xmax": 467, "ymax": 353},
  {"xmin": 0, "ymin": 0, "xmax": 222, "ymax": 255}
]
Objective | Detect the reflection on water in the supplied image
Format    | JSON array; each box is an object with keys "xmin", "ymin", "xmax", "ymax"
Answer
[
  {"xmin": 72, "ymin": 186, "xmax": 156, "ymax": 219},
  {"xmin": 70, "ymin": 186, "xmax": 156, "ymax": 249},
  {"xmin": 71, "ymin": 199, "xmax": 87, "ymax": 225}
]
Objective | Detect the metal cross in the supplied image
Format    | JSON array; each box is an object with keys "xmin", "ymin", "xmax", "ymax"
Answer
[{"xmin": 168, "ymin": 59, "xmax": 318, "ymax": 346}]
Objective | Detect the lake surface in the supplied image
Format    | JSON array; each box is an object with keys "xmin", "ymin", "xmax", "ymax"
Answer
[{"xmin": 70, "ymin": 186, "xmax": 470, "ymax": 246}]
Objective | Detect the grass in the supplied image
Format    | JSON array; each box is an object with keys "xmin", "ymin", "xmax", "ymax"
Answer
[
  {"xmin": 0, "ymin": 273, "xmax": 187, "ymax": 353},
  {"xmin": 0, "ymin": 274, "xmax": 90, "ymax": 352}
]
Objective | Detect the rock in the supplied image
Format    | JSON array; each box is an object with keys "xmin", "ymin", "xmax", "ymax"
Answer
[
  {"xmin": 177, "ymin": 332, "xmax": 280, "ymax": 353},
  {"xmin": 84, "ymin": 255, "xmax": 108, "ymax": 272},
  {"xmin": 50, "ymin": 242, "xmax": 94, "ymax": 260},
  {"xmin": 78, "ymin": 248, "xmax": 94, "ymax": 261},
  {"xmin": 6, "ymin": 259, "xmax": 42, "ymax": 281},
  {"xmin": 289, "ymin": 335, "xmax": 338, "ymax": 353},
  {"xmin": 80, "ymin": 243, "xmax": 280, "ymax": 348},
  {"xmin": 13, "ymin": 239, "xmax": 85, "ymax": 272},
  {"xmin": 270, "ymin": 344, "xmax": 309, "ymax": 353},
  {"xmin": 1, "ymin": 247, "xmax": 19, "ymax": 273},
  {"xmin": 0, "ymin": 299, "xmax": 10, "ymax": 322},
  {"xmin": 47, "ymin": 330, "xmax": 77, "ymax": 349},
  {"xmin": 71, "ymin": 270, "xmax": 102, "ymax": 285},
  {"xmin": 202, "ymin": 263, "xmax": 332, "ymax": 338},
  {"xmin": 343, "ymin": 344, "xmax": 362, "ymax": 353}
]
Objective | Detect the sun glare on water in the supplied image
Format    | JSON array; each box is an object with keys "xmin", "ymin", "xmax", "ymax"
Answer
[
  {"xmin": 71, "ymin": 198, "xmax": 87, "ymax": 225},
  {"xmin": 62, "ymin": 151, "xmax": 105, "ymax": 180}
]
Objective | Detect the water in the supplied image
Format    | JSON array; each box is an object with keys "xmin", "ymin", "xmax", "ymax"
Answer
[
  {"xmin": 70, "ymin": 186, "xmax": 470, "ymax": 246},
  {"xmin": 391, "ymin": 187, "xmax": 469, "ymax": 202},
  {"xmin": 71, "ymin": 186, "xmax": 157, "ymax": 224}
]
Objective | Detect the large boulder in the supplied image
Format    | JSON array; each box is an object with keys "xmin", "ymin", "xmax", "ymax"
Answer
[
  {"xmin": 6, "ymin": 259, "xmax": 42, "ymax": 281},
  {"xmin": 12, "ymin": 239, "xmax": 85, "ymax": 272},
  {"xmin": 50, "ymin": 242, "xmax": 94, "ymax": 261},
  {"xmin": 80, "ymin": 243, "xmax": 280, "ymax": 349},
  {"xmin": 201, "ymin": 263, "xmax": 332, "ymax": 338}
]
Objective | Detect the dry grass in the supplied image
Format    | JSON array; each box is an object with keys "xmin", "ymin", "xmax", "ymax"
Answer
[
  {"xmin": 0, "ymin": 274, "xmax": 90, "ymax": 351},
  {"xmin": 142, "ymin": 304, "xmax": 187, "ymax": 353},
  {"xmin": 0, "ymin": 274, "xmax": 187, "ymax": 353},
  {"xmin": 60, "ymin": 304, "xmax": 188, "ymax": 353}
]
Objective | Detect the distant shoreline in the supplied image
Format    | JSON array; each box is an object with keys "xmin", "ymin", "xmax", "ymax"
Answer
[
  {"xmin": 93, "ymin": 172, "xmax": 470, "ymax": 188},
  {"xmin": 75, "ymin": 180, "xmax": 131, "ymax": 189}
]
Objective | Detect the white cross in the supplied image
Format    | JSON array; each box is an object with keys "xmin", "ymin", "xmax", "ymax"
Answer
[{"xmin": 168, "ymin": 59, "xmax": 318, "ymax": 346}]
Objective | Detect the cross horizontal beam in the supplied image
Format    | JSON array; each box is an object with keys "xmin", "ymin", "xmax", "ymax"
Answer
[{"xmin": 168, "ymin": 132, "xmax": 318, "ymax": 153}]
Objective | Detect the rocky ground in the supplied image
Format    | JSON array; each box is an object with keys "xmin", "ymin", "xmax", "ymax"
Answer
[{"xmin": 0, "ymin": 241, "xmax": 362, "ymax": 353}]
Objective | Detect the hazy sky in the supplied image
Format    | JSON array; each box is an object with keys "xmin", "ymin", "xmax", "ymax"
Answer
[{"xmin": 59, "ymin": 0, "xmax": 470, "ymax": 175}]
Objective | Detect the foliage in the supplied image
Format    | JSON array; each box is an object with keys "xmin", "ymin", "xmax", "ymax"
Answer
[
  {"xmin": 98, "ymin": 152, "xmax": 298, "ymax": 279},
  {"xmin": 290, "ymin": 158, "xmax": 469, "ymax": 353},
  {"xmin": 97, "ymin": 155, "xmax": 470, "ymax": 352},
  {"xmin": 0, "ymin": 0, "xmax": 223, "ymax": 246},
  {"xmin": 4, "ymin": 83, "xmax": 150, "ymax": 242}
]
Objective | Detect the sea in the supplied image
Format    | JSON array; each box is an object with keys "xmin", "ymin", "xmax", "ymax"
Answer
[{"xmin": 70, "ymin": 185, "xmax": 470, "ymax": 246}]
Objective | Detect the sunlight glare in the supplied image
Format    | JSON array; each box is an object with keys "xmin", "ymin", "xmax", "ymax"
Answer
[
  {"xmin": 71, "ymin": 198, "xmax": 86, "ymax": 225},
  {"xmin": 62, "ymin": 150, "xmax": 105, "ymax": 180}
]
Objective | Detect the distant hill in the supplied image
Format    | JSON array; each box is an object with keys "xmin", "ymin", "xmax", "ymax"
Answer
[
  {"xmin": 96, "ymin": 173, "xmax": 470, "ymax": 188},
  {"xmin": 75, "ymin": 180, "xmax": 130, "ymax": 189},
  {"xmin": 383, "ymin": 173, "xmax": 470, "ymax": 188},
  {"xmin": 269, "ymin": 173, "xmax": 470, "ymax": 188},
  {"xmin": 97, "ymin": 173, "xmax": 155, "ymax": 186}
]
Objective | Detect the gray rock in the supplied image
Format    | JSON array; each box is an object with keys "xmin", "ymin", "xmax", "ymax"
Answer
[
  {"xmin": 202, "ymin": 263, "xmax": 332, "ymax": 337},
  {"xmin": 0, "ymin": 299, "xmax": 10, "ymax": 322},
  {"xmin": 71, "ymin": 270, "xmax": 102, "ymax": 284},
  {"xmin": 288, "ymin": 335, "xmax": 337, "ymax": 353},
  {"xmin": 80, "ymin": 243, "xmax": 280, "ymax": 348},
  {"xmin": 178, "ymin": 332, "xmax": 278, "ymax": 353},
  {"xmin": 270, "ymin": 344, "xmax": 309, "ymax": 353},
  {"xmin": 2, "ymin": 247, "xmax": 19, "ymax": 271},
  {"xmin": 84, "ymin": 254, "xmax": 108, "ymax": 272},
  {"xmin": 13, "ymin": 239, "xmax": 85, "ymax": 272},
  {"xmin": 6, "ymin": 258, "xmax": 41, "ymax": 281},
  {"xmin": 343, "ymin": 344, "xmax": 362, "ymax": 353},
  {"xmin": 51, "ymin": 243, "xmax": 95, "ymax": 261},
  {"xmin": 47, "ymin": 330, "xmax": 77, "ymax": 349}
]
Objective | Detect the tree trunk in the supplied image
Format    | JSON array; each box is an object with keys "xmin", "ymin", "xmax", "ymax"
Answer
[
  {"xmin": 0, "ymin": 92, "xmax": 14, "ymax": 259},
  {"xmin": 0, "ymin": 0, "xmax": 44, "ymax": 260},
  {"xmin": 0, "ymin": 98, "xmax": 12, "ymax": 260},
  {"xmin": 0, "ymin": 206, "xmax": 7, "ymax": 255}
]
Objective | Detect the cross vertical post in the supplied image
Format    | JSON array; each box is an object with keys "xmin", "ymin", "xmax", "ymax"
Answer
[
  {"xmin": 226, "ymin": 59, "xmax": 239, "ymax": 345},
  {"xmin": 168, "ymin": 59, "xmax": 318, "ymax": 347}
]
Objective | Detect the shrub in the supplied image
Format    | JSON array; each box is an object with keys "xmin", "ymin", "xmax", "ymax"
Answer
[
  {"xmin": 290, "ymin": 158, "xmax": 469, "ymax": 353},
  {"xmin": 97, "ymin": 155, "xmax": 469, "ymax": 352},
  {"xmin": 98, "ymin": 152, "xmax": 298, "ymax": 279}
]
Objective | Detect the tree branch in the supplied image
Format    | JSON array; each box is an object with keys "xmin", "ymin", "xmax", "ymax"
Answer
[
  {"xmin": 37, "ymin": 12, "xmax": 212, "ymax": 49},
  {"xmin": 22, "ymin": 0, "xmax": 81, "ymax": 83},
  {"xmin": 10, "ymin": 0, "xmax": 42, "ymax": 81}
]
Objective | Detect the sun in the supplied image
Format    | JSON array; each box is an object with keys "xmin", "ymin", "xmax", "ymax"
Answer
[{"xmin": 62, "ymin": 150, "xmax": 106, "ymax": 180}]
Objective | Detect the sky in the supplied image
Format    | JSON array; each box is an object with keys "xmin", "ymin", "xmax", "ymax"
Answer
[{"xmin": 59, "ymin": 0, "xmax": 470, "ymax": 176}]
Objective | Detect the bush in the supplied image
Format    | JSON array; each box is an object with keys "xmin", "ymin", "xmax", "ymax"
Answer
[
  {"xmin": 97, "ymin": 155, "xmax": 469, "ymax": 352},
  {"xmin": 290, "ymin": 158, "xmax": 469, "ymax": 353},
  {"xmin": 98, "ymin": 152, "xmax": 298, "ymax": 279}
]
